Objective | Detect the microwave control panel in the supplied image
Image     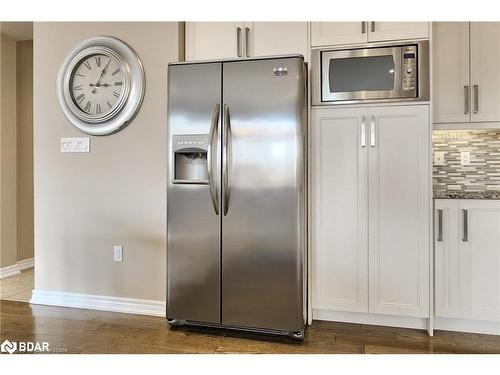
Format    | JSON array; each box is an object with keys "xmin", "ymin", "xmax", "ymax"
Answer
[{"xmin": 402, "ymin": 45, "xmax": 417, "ymax": 93}]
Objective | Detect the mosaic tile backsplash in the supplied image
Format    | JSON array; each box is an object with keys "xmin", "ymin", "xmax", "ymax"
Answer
[{"xmin": 433, "ymin": 130, "xmax": 500, "ymax": 192}]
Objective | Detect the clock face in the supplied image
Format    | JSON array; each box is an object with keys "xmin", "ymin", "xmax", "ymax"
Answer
[{"xmin": 70, "ymin": 54, "xmax": 126, "ymax": 117}]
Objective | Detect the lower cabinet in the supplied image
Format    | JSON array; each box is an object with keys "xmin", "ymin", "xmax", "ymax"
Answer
[
  {"xmin": 435, "ymin": 199, "xmax": 500, "ymax": 322},
  {"xmin": 312, "ymin": 105, "xmax": 430, "ymax": 319}
]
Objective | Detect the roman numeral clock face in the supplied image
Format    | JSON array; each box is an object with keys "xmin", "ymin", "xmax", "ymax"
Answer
[
  {"xmin": 57, "ymin": 36, "xmax": 145, "ymax": 135},
  {"xmin": 70, "ymin": 54, "xmax": 125, "ymax": 117}
]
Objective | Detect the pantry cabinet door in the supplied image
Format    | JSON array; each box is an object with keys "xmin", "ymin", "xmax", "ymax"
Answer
[
  {"xmin": 185, "ymin": 22, "xmax": 243, "ymax": 61},
  {"xmin": 368, "ymin": 105, "xmax": 430, "ymax": 318},
  {"xmin": 459, "ymin": 200, "xmax": 500, "ymax": 322},
  {"xmin": 310, "ymin": 22, "xmax": 368, "ymax": 47},
  {"xmin": 434, "ymin": 199, "xmax": 460, "ymax": 318},
  {"xmin": 312, "ymin": 107, "xmax": 369, "ymax": 313},
  {"xmin": 368, "ymin": 22, "xmax": 429, "ymax": 42},
  {"xmin": 245, "ymin": 22, "xmax": 308, "ymax": 59},
  {"xmin": 433, "ymin": 22, "xmax": 471, "ymax": 124},
  {"xmin": 470, "ymin": 22, "xmax": 500, "ymax": 123}
]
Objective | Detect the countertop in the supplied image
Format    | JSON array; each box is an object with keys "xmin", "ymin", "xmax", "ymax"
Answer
[{"xmin": 434, "ymin": 190, "xmax": 500, "ymax": 200}]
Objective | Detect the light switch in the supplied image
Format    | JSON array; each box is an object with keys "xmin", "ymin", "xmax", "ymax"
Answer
[
  {"xmin": 113, "ymin": 246, "xmax": 123, "ymax": 262},
  {"xmin": 461, "ymin": 151, "xmax": 471, "ymax": 166},
  {"xmin": 434, "ymin": 151, "xmax": 445, "ymax": 166},
  {"xmin": 60, "ymin": 137, "xmax": 90, "ymax": 153}
]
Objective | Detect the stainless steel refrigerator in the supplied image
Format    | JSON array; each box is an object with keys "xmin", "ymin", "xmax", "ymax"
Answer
[{"xmin": 166, "ymin": 56, "xmax": 307, "ymax": 339}]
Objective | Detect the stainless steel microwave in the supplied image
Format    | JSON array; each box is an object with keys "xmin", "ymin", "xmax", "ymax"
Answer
[{"xmin": 311, "ymin": 41, "xmax": 429, "ymax": 105}]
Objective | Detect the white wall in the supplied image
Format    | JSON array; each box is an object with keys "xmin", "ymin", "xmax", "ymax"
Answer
[{"xmin": 33, "ymin": 22, "xmax": 181, "ymax": 300}]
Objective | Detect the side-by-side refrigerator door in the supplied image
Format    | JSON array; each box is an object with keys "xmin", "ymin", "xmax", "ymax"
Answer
[
  {"xmin": 221, "ymin": 57, "xmax": 307, "ymax": 332},
  {"xmin": 167, "ymin": 63, "xmax": 222, "ymax": 324}
]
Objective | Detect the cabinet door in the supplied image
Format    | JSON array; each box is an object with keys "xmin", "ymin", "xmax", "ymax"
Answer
[
  {"xmin": 185, "ymin": 22, "xmax": 243, "ymax": 61},
  {"xmin": 368, "ymin": 22, "xmax": 429, "ymax": 42},
  {"xmin": 434, "ymin": 199, "xmax": 460, "ymax": 318},
  {"xmin": 312, "ymin": 107, "xmax": 368, "ymax": 313},
  {"xmin": 470, "ymin": 22, "xmax": 500, "ymax": 122},
  {"xmin": 245, "ymin": 22, "xmax": 308, "ymax": 59},
  {"xmin": 311, "ymin": 22, "xmax": 368, "ymax": 47},
  {"xmin": 433, "ymin": 22, "xmax": 470, "ymax": 124},
  {"xmin": 459, "ymin": 200, "xmax": 500, "ymax": 321},
  {"xmin": 368, "ymin": 105, "xmax": 430, "ymax": 317}
]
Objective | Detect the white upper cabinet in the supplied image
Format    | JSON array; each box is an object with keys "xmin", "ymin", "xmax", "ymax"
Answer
[
  {"xmin": 459, "ymin": 200, "xmax": 500, "ymax": 322},
  {"xmin": 434, "ymin": 22, "xmax": 500, "ymax": 126},
  {"xmin": 470, "ymin": 22, "xmax": 500, "ymax": 123},
  {"xmin": 246, "ymin": 22, "xmax": 308, "ymax": 58},
  {"xmin": 185, "ymin": 22, "xmax": 308, "ymax": 61},
  {"xmin": 311, "ymin": 22, "xmax": 429, "ymax": 47},
  {"xmin": 368, "ymin": 22, "xmax": 429, "ymax": 43},
  {"xmin": 368, "ymin": 105, "xmax": 430, "ymax": 318},
  {"xmin": 433, "ymin": 22, "xmax": 470, "ymax": 124},
  {"xmin": 311, "ymin": 22, "xmax": 368, "ymax": 47},
  {"xmin": 185, "ymin": 22, "xmax": 244, "ymax": 61},
  {"xmin": 312, "ymin": 107, "xmax": 368, "ymax": 313},
  {"xmin": 434, "ymin": 199, "xmax": 460, "ymax": 318}
]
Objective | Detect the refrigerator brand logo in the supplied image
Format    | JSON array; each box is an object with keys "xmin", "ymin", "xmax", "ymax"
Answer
[
  {"xmin": 273, "ymin": 67, "xmax": 288, "ymax": 76},
  {"xmin": 1, "ymin": 339, "xmax": 49, "ymax": 354}
]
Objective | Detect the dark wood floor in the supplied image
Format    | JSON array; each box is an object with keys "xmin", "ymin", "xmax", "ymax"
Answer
[{"xmin": 1, "ymin": 300, "xmax": 499, "ymax": 354}]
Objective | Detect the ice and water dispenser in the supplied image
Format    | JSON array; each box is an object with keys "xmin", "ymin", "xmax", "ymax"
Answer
[{"xmin": 172, "ymin": 134, "xmax": 209, "ymax": 184}]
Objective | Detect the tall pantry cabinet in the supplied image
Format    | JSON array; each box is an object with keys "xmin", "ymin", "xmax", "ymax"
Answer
[{"xmin": 312, "ymin": 105, "xmax": 431, "ymax": 319}]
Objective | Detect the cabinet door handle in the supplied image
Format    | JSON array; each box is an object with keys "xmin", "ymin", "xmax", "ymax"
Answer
[
  {"xmin": 236, "ymin": 27, "xmax": 242, "ymax": 57},
  {"xmin": 361, "ymin": 22, "xmax": 366, "ymax": 34},
  {"xmin": 437, "ymin": 209, "xmax": 443, "ymax": 242},
  {"xmin": 464, "ymin": 85, "xmax": 470, "ymax": 114},
  {"xmin": 361, "ymin": 116, "xmax": 366, "ymax": 147},
  {"xmin": 245, "ymin": 27, "xmax": 250, "ymax": 57},
  {"xmin": 462, "ymin": 209, "xmax": 468, "ymax": 242},
  {"xmin": 370, "ymin": 21, "xmax": 375, "ymax": 33},
  {"xmin": 473, "ymin": 84, "xmax": 479, "ymax": 114},
  {"xmin": 370, "ymin": 116, "xmax": 376, "ymax": 147}
]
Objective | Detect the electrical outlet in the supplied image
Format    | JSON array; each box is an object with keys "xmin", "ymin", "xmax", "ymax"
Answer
[
  {"xmin": 113, "ymin": 245, "xmax": 123, "ymax": 262},
  {"xmin": 434, "ymin": 151, "xmax": 446, "ymax": 166},
  {"xmin": 461, "ymin": 151, "xmax": 471, "ymax": 166}
]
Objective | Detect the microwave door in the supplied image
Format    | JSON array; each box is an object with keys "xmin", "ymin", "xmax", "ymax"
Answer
[{"xmin": 321, "ymin": 46, "xmax": 403, "ymax": 102}]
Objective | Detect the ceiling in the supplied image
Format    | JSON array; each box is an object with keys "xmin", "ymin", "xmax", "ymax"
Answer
[{"xmin": 1, "ymin": 22, "xmax": 33, "ymax": 41}]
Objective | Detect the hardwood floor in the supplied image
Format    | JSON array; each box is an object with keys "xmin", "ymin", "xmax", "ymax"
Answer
[
  {"xmin": 1, "ymin": 300, "xmax": 499, "ymax": 354},
  {"xmin": 0, "ymin": 268, "xmax": 34, "ymax": 302}
]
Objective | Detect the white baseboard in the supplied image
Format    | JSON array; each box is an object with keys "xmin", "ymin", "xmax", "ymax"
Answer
[
  {"xmin": 16, "ymin": 257, "xmax": 34, "ymax": 271},
  {"xmin": 0, "ymin": 264, "xmax": 21, "ymax": 279},
  {"xmin": 30, "ymin": 290, "xmax": 166, "ymax": 317},
  {"xmin": 313, "ymin": 308, "xmax": 428, "ymax": 331},
  {"xmin": 0, "ymin": 257, "xmax": 34, "ymax": 279},
  {"xmin": 434, "ymin": 317, "xmax": 500, "ymax": 336}
]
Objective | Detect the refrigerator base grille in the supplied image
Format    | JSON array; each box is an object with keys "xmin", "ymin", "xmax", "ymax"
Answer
[{"xmin": 166, "ymin": 318, "xmax": 305, "ymax": 341}]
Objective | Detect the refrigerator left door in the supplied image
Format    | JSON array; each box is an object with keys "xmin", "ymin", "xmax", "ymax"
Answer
[{"xmin": 167, "ymin": 63, "xmax": 222, "ymax": 324}]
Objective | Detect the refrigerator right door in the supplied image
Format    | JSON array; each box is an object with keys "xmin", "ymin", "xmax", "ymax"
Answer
[{"xmin": 221, "ymin": 57, "xmax": 306, "ymax": 333}]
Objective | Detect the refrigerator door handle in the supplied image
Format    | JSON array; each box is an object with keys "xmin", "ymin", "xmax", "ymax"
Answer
[
  {"xmin": 207, "ymin": 103, "xmax": 220, "ymax": 215},
  {"xmin": 223, "ymin": 104, "xmax": 232, "ymax": 216}
]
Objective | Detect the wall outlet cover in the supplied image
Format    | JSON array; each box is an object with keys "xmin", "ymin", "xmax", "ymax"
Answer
[
  {"xmin": 434, "ymin": 151, "xmax": 446, "ymax": 166},
  {"xmin": 461, "ymin": 151, "xmax": 471, "ymax": 166},
  {"xmin": 113, "ymin": 246, "xmax": 123, "ymax": 262},
  {"xmin": 61, "ymin": 137, "xmax": 90, "ymax": 153}
]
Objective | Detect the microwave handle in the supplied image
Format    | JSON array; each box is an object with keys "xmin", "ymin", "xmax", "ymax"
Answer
[{"xmin": 370, "ymin": 116, "xmax": 376, "ymax": 147}]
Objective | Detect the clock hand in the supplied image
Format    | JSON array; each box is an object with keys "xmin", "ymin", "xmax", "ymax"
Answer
[{"xmin": 92, "ymin": 60, "xmax": 111, "ymax": 93}]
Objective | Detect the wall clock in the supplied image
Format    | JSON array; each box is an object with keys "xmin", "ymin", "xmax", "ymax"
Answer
[{"xmin": 57, "ymin": 36, "xmax": 145, "ymax": 136}]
